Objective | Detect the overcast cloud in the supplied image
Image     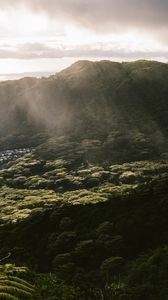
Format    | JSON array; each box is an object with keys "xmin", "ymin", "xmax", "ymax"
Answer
[
  {"xmin": 0, "ymin": 0, "xmax": 167, "ymax": 35},
  {"xmin": 0, "ymin": 0, "xmax": 167, "ymax": 77}
]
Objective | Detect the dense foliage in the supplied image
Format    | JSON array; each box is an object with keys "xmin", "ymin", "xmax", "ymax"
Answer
[{"xmin": 0, "ymin": 152, "xmax": 168, "ymax": 299}]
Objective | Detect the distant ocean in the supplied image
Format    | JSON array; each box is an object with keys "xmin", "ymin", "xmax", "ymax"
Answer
[{"xmin": 0, "ymin": 71, "xmax": 55, "ymax": 81}]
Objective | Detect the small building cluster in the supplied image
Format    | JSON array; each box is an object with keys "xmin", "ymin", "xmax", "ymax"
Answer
[{"xmin": 0, "ymin": 148, "xmax": 33, "ymax": 166}]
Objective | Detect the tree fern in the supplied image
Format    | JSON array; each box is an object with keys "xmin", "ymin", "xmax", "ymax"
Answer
[{"xmin": 0, "ymin": 270, "xmax": 35, "ymax": 300}]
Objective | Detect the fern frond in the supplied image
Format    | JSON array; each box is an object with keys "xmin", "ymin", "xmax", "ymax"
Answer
[
  {"xmin": 0, "ymin": 280, "xmax": 35, "ymax": 293},
  {"xmin": 0, "ymin": 286, "xmax": 32, "ymax": 298},
  {"xmin": 0, "ymin": 276, "xmax": 34, "ymax": 290},
  {"xmin": 0, "ymin": 266, "xmax": 36, "ymax": 299},
  {"xmin": 0, "ymin": 292, "xmax": 20, "ymax": 300}
]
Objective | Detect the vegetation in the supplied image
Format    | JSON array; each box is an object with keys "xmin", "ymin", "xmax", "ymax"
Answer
[
  {"xmin": 1, "ymin": 60, "xmax": 168, "ymax": 299},
  {"xmin": 0, "ymin": 60, "xmax": 168, "ymax": 163},
  {"xmin": 0, "ymin": 151, "xmax": 168, "ymax": 298},
  {"xmin": 0, "ymin": 265, "xmax": 35, "ymax": 300},
  {"xmin": 0, "ymin": 264, "xmax": 83, "ymax": 300}
]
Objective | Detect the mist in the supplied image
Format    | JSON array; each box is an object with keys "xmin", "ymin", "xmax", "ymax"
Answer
[{"xmin": 0, "ymin": 60, "xmax": 168, "ymax": 162}]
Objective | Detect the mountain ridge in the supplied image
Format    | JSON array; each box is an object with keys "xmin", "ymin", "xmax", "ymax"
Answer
[{"xmin": 0, "ymin": 59, "xmax": 168, "ymax": 163}]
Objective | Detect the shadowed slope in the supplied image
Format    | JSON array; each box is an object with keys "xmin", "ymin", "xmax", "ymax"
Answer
[{"xmin": 0, "ymin": 60, "xmax": 168, "ymax": 162}]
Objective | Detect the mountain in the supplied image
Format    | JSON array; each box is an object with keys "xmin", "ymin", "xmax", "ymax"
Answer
[
  {"xmin": 0, "ymin": 60, "xmax": 168, "ymax": 163},
  {"xmin": 1, "ymin": 60, "xmax": 168, "ymax": 299}
]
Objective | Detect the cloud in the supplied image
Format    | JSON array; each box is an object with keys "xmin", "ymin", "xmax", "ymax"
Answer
[
  {"xmin": 0, "ymin": 0, "xmax": 167, "ymax": 36},
  {"xmin": 0, "ymin": 1, "xmax": 167, "ymax": 63},
  {"xmin": 0, "ymin": 42, "xmax": 168, "ymax": 61}
]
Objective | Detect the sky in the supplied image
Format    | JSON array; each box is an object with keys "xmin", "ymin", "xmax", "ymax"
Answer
[{"xmin": 0, "ymin": 0, "xmax": 168, "ymax": 80}]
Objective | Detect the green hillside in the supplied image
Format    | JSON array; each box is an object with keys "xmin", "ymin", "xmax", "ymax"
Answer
[
  {"xmin": 1, "ymin": 60, "xmax": 168, "ymax": 299},
  {"xmin": 0, "ymin": 60, "xmax": 168, "ymax": 162}
]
